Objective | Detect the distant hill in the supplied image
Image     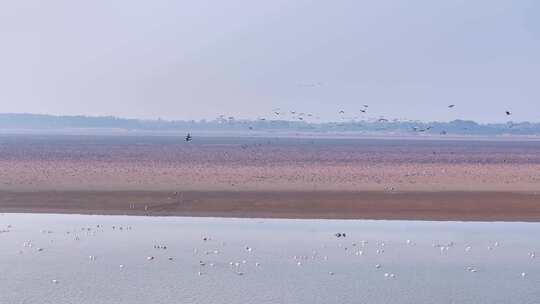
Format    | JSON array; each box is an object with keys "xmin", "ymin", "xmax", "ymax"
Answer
[{"xmin": 1, "ymin": 113, "xmax": 539, "ymax": 136}]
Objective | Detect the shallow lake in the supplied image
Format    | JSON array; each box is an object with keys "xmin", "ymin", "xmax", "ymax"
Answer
[{"xmin": 0, "ymin": 214, "xmax": 538, "ymax": 304}]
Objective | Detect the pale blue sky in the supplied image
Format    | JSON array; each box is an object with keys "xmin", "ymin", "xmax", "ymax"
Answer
[{"xmin": 0, "ymin": 0, "xmax": 539, "ymax": 122}]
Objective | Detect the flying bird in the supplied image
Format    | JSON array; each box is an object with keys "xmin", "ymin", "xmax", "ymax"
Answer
[
  {"xmin": 185, "ymin": 133, "xmax": 192, "ymax": 142},
  {"xmin": 298, "ymin": 82, "xmax": 323, "ymax": 88},
  {"xmin": 505, "ymin": 111, "xmax": 511, "ymax": 116},
  {"xmin": 448, "ymin": 104, "xmax": 455, "ymax": 108}
]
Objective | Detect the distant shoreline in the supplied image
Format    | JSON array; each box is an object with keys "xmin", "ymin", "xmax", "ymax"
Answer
[
  {"xmin": 1, "ymin": 190, "xmax": 540, "ymax": 222},
  {"xmin": 2, "ymin": 113, "xmax": 540, "ymax": 137},
  {"xmin": 1, "ymin": 130, "xmax": 540, "ymax": 142}
]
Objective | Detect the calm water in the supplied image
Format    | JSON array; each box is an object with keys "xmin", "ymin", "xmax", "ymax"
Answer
[{"xmin": 0, "ymin": 214, "xmax": 538, "ymax": 304}]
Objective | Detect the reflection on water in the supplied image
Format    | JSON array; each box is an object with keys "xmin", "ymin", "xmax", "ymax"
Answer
[{"xmin": 0, "ymin": 214, "xmax": 539, "ymax": 304}]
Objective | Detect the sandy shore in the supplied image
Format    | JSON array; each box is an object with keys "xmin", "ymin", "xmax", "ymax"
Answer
[{"xmin": 1, "ymin": 190, "xmax": 540, "ymax": 221}]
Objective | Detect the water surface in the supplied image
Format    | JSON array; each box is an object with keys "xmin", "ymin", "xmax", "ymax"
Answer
[{"xmin": 0, "ymin": 214, "xmax": 538, "ymax": 304}]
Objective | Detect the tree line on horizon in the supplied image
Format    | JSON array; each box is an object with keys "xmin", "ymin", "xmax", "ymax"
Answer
[{"xmin": 0, "ymin": 113, "xmax": 539, "ymax": 136}]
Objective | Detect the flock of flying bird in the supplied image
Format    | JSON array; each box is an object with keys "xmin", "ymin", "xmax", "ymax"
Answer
[
  {"xmin": 270, "ymin": 104, "xmax": 514, "ymax": 127},
  {"xmin": 187, "ymin": 105, "xmax": 515, "ymax": 141}
]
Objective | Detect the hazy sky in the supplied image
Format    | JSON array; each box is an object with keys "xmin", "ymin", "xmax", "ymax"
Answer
[{"xmin": 1, "ymin": 0, "xmax": 539, "ymax": 122}]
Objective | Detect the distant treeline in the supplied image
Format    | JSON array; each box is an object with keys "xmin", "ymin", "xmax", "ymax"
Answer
[{"xmin": 1, "ymin": 113, "xmax": 539, "ymax": 135}]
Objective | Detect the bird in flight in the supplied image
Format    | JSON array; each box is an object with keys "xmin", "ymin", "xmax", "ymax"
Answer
[
  {"xmin": 448, "ymin": 104, "xmax": 455, "ymax": 108},
  {"xmin": 298, "ymin": 82, "xmax": 323, "ymax": 88},
  {"xmin": 506, "ymin": 111, "xmax": 511, "ymax": 116},
  {"xmin": 185, "ymin": 133, "xmax": 192, "ymax": 142}
]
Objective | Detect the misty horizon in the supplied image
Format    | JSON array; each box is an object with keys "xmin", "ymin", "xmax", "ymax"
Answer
[
  {"xmin": 2, "ymin": 112, "xmax": 539, "ymax": 137},
  {"xmin": 1, "ymin": 111, "xmax": 538, "ymax": 124}
]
